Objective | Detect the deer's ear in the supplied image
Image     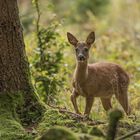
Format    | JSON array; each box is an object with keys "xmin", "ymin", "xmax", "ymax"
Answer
[
  {"xmin": 86, "ymin": 32, "xmax": 95, "ymax": 45},
  {"xmin": 67, "ymin": 32, "xmax": 78, "ymax": 46}
]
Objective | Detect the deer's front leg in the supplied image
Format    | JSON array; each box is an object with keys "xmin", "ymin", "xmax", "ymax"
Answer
[
  {"xmin": 71, "ymin": 89, "xmax": 80, "ymax": 114},
  {"xmin": 84, "ymin": 97, "xmax": 94, "ymax": 117}
]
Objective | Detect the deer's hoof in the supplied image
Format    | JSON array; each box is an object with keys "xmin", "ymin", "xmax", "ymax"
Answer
[{"xmin": 83, "ymin": 114, "xmax": 90, "ymax": 121}]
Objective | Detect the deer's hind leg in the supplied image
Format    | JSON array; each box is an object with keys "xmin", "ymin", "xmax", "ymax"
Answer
[
  {"xmin": 101, "ymin": 98, "xmax": 112, "ymax": 111},
  {"xmin": 115, "ymin": 88, "xmax": 130, "ymax": 115}
]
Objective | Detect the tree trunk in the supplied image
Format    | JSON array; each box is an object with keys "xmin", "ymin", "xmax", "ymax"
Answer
[
  {"xmin": 0, "ymin": 0, "xmax": 32, "ymax": 93},
  {"xmin": 0, "ymin": 0, "xmax": 43, "ymax": 139}
]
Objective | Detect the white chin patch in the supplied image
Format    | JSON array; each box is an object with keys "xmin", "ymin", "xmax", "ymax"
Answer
[{"xmin": 78, "ymin": 60, "xmax": 85, "ymax": 63}]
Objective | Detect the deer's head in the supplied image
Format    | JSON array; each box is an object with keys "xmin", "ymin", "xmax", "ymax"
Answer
[{"xmin": 67, "ymin": 32, "xmax": 95, "ymax": 62}]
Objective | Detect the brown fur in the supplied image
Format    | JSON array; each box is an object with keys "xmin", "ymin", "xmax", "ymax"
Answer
[{"xmin": 67, "ymin": 32, "xmax": 130, "ymax": 116}]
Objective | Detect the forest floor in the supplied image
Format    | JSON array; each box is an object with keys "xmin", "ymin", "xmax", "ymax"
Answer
[{"xmin": 34, "ymin": 105, "xmax": 140, "ymax": 140}]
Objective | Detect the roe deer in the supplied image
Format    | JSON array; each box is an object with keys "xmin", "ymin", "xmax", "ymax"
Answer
[{"xmin": 67, "ymin": 31, "xmax": 130, "ymax": 117}]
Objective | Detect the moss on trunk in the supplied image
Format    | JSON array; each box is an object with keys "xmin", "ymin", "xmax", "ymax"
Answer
[
  {"xmin": 0, "ymin": 93, "xmax": 33, "ymax": 140},
  {"xmin": 0, "ymin": 0, "xmax": 44, "ymax": 137}
]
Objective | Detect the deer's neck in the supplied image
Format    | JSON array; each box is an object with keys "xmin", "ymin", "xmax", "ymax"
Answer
[{"xmin": 74, "ymin": 61, "xmax": 88, "ymax": 84}]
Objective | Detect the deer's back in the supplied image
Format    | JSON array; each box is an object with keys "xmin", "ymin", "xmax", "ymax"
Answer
[{"xmin": 85, "ymin": 62, "xmax": 129, "ymax": 97}]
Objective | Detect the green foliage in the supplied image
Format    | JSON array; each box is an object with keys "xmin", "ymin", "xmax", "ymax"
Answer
[
  {"xmin": 39, "ymin": 126, "xmax": 78, "ymax": 140},
  {"xmin": 32, "ymin": 0, "xmax": 69, "ymax": 103},
  {"xmin": 50, "ymin": 0, "xmax": 110, "ymax": 23},
  {"xmin": 0, "ymin": 93, "xmax": 33, "ymax": 140},
  {"xmin": 33, "ymin": 23, "xmax": 68, "ymax": 103},
  {"xmin": 19, "ymin": 93, "xmax": 44, "ymax": 126},
  {"xmin": 89, "ymin": 127, "xmax": 105, "ymax": 138},
  {"xmin": 106, "ymin": 109, "xmax": 123, "ymax": 140},
  {"xmin": 37, "ymin": 109, "xmax": 72, "ymax": 131},
  {"xmin": 37, "ymin": 109, "xmax": 93, "ymax": 137},
  {"xmin": 37, "ymin": 109, "xmax": 106, "ymax": 140},
  {"xmin": 76, "ymin": 0, "xmax": 110, "ymax": 17}
]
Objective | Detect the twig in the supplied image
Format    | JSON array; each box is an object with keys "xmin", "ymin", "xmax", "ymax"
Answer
[
  {"xmin": 117, "ymin": 128, "xmax": 140, "ymax": 140},
  {"xmin": 46, "ymin": 102, "xmax": 60, "ymax": 109},
  {"xmin": 59, "ymin": 108, "xmax": 86, "ymax": 119},
  {"xmin": 47, "ymin": 103, "xmax": 84, "ymax": 118},
  {"xmin": 47, "ymin": 103, "xmax": 106, "ymax": 125},
  {"xmin": 34, "ymin": 0, "xmax": 40, "ymax": 34}
]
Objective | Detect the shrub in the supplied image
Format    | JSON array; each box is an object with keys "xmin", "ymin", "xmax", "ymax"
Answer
[{"xmin": 32, "ymin": 0, "xmax": 69, "ymax": 103}]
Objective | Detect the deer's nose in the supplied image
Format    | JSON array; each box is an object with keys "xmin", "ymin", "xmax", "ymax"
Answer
[{"xmin": 78, "ymin": 54, "xmax": 85, "ymax": 61}]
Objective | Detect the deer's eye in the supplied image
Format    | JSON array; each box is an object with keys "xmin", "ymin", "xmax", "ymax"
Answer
[
  {"xmin": 84, "ymin": 48, "xmax": 88, "ymax": 52},
  {"xmin": 75, "ymin": 48, "xmax": 78, "ymax": 52}
]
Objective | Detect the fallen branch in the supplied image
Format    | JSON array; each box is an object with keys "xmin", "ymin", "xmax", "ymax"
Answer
[
  {"xmin": 47, "ymin": 103, "xmax": 87, "ymax": 119},
  {"xmin": 47, "ymin": 103, "xmax": 106, "ymax": 125},
  {"xmin": 59, "ymin": 108, "xmax": 84, "ymax": 118},
  {"xmin": 117, "ymin": 128, "xmax": 140, "ymax": 140}
]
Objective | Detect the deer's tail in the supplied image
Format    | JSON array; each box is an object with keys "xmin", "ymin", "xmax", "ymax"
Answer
[{"xmin": 115, "ymin": 71, "xmax": 130, "ymax": 115}]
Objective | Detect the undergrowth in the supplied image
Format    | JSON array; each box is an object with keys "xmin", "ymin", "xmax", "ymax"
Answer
[{"xmin": 0, "ymin": 93, "xmax": 33, "ymax": 140}]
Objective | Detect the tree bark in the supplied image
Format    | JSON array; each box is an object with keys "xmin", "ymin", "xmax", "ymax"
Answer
[
  {"xmin": 0, "ymin": 0, "xmax": 43, "ymax": 139},
  {"xmin": 0, "ymin": 0, "xmax": 32, "ymax": 93}
]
